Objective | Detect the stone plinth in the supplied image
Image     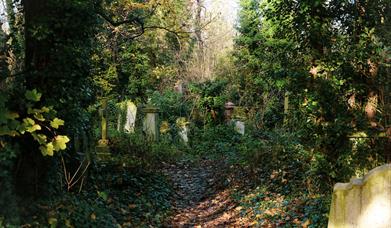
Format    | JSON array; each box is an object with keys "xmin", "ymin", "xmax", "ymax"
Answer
[{"xmin": 328, "ymin": 164, "xmax": 391, "ymax": 228}]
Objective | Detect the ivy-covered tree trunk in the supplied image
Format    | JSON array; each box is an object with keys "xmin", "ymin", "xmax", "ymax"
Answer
[{"xmin": 18, "ymin": 0, "xmax": 97, "ymax": 196}]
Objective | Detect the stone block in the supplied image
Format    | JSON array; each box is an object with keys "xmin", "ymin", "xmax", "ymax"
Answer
[{"xmin": 328, "ymin": 164, "xmax": 391, "ymax": 228}]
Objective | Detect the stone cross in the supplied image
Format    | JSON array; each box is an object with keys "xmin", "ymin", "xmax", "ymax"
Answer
[
  {"xmin": 96, "ymin": 99, "xmax": 110, "ymax": 159},
  {"xmin": 99, "ymin": 99, "xmax": 108, "ymax": 144}
]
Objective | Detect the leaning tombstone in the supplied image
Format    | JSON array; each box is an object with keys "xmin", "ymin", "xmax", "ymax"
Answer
[
  {"xmin": 96, "ymin": 99, "xmax": 110, "ymax": 161},
  {"xmin": 142, "ymin": 105, "xmax": 160, "ymax": 141},
  {"xmin": 328, "ymin": 164, "xmax": 391, "ymax": 227},
  {"xmin": 124, "ymin": 101, "xmax": 137, "ymax": 133},
  {"xmin": 176, "ymin": 117, "xmax": 190, "ymax": 144}
]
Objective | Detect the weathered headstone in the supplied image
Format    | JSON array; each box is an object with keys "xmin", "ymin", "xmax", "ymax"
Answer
[
  {"xmin": 176, "ymin": 117, "xmax": 189, "ymax": 144},
  {"xmin": 224, "ymin": 101, "xmax": 235, "ymax": 122},
  {"xmin": 142, "ymin": 105, "xmax": 160, "ymax": 141},
  {"xmin": 234, "ymin": 121, "xmax": 245, "ymax": 135},
  {"xmin": 328, "ymin": 164, "xmax": 391, "ymax": 228},
  {"xmin": 124, "ymin": 101, "xmax": 137, "ymax": 133}
]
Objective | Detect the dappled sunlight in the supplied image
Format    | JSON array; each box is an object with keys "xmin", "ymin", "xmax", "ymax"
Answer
[
  {"xmin": 358, "ymin": 193, "xmax": 391, "ymax": 227},
  {"xmin": 329, "ymin": 164, "xmax": 391, "ymax": 228}
]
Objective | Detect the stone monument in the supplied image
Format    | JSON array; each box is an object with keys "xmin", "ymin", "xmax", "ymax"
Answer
[
  {"xmin": 328, "ymin": 164, "xmax": 391, "ymax": 227},
  {"xmin": 142, "ymin": 105, "xmax": 160, "ymax": 141}
]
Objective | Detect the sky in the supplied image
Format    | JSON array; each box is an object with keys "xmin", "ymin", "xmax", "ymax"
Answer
[
  {"xmin": 0, "ymin": 0, "xmax": 9, "ymax": 33},
  {"xmin": 205, "ymin": 0, "xmax": 239, "ymax": 29}
]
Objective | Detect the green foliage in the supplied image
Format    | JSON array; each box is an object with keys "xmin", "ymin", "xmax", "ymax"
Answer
[
  {"xmin": 190, "ymin": 124, "xmax": 242, "ymax": 158},
  {"xmin": 150, "ymin": 90, "xmax": 192, "ymax": 124},
  {"xmin": 109, "ymin": 131, "xmax": 183, "ymax": 167},
  {"xmin": 188, "ymin": 80, "xmax": 229, "ymax": 125},
  {"xmin": 0, "ymin": 90, "xmax": 69, "ymax": 156},
  {"xmin": 232, "ymin": 0, "xmax": 390, "ymax": 188},
  {"xmin": 234, "ymin": 188, "xmax": 330, "ymax": 227}
]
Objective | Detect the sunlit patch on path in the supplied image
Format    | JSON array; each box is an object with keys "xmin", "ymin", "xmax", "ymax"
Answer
[{"xmin": 162, "ymin": 159, "xmax": 250, "ymax": 227}]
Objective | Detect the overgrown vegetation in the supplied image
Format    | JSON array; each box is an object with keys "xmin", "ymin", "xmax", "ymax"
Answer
[{"xmin": 0, "ymin": 0, "xmax": 390, "ymax": 227}]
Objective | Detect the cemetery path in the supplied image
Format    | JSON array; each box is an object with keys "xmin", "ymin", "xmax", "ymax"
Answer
[{"xmin": 162, "ymin": 158, "xmax": 250, "ymax": 227}]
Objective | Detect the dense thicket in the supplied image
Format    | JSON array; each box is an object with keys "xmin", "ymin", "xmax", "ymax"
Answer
[{"xmin": 0, "ymin": 0, "xmax": 390, "ymax": 226}]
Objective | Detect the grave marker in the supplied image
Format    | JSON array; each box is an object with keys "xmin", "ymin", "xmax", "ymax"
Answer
[
  {"xmin": 124, "ymin": 101, "xmax": 137, "ymax": 133},
  {"xmin": 143, "ymin": 105, "xmax": 160, "ymax": 141},
  {"xmin": 328, "ymin": 164, "xmax": 391, "ymax": 227}
]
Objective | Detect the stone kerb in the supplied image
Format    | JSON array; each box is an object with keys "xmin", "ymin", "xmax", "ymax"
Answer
[{"xmin": 328, "ymin": 164, "xmax": 391, "ymax": 228}]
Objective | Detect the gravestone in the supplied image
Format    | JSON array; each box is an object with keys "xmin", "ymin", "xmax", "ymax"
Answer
[
  {"xmin": 328, "ymin": 164, "xmax": 391, "ymax": 227},
  {"xmin": 176, "ymin": 117, "xmax": 189, "ymax": 144},
  {"xmin": 224, "ymin": 101, "xmax": 235, "ymax": 122},
  {"xmin": 225, "ymin": 102, "xmax": 245, "ymax": 135},
  {"xmin": 142, "ymin": 105, "xmax": 160, "ymax": 141},
  {"xmin": 234, "ymin": 121, "xmax": 245, "ymax": 135},
  {"xmin": 124, "ymin": 101, "xmax": 137, "ymax": 133}
]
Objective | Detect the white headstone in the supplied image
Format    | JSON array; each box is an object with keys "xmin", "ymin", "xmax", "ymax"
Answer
[
  {"xmin": 142, "ymin": 106, "xmax": 159, "ymax": 141},
  {"xmin": 234, "ymin": 121, "xmax": 245, "ymax": 135},
  {"xmin": 124, "ymin": 101, "xmax": 137, "ymax": 133},
  {"xmin": 179, "ymin": 126, "xmax": 189, "ymax": 143},
  {"xmin": 176, "ymin": 117, "xmax": 189, "ymax": 144}
]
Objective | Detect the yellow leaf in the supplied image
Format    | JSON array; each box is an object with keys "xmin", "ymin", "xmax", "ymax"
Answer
[
  {"xmin": 53, "ymin": 135, "xmax": 70, "ymax": 151},
  {"xmin": 26, "ymin": 124, "xmax": 41, "ymax": 133},
  {"xmin": 23, "ymin": 117, "xmax": 35, "ymax": 125},
  {"xmin": 41, "ymin": 106, "xmax": 51, "ymax": 113},
  {"xmin": 50, "ymin": 118, "xmax": 65, "ymax": 129},
  {"xmin": 46, "ymin": 142, "xmax": 54, "ymax": 156}
]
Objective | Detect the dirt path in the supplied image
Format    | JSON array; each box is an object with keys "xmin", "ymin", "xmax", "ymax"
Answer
[{"xmin": 163, "ymin": 159, "xmax": 248, "ymax": 227}]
